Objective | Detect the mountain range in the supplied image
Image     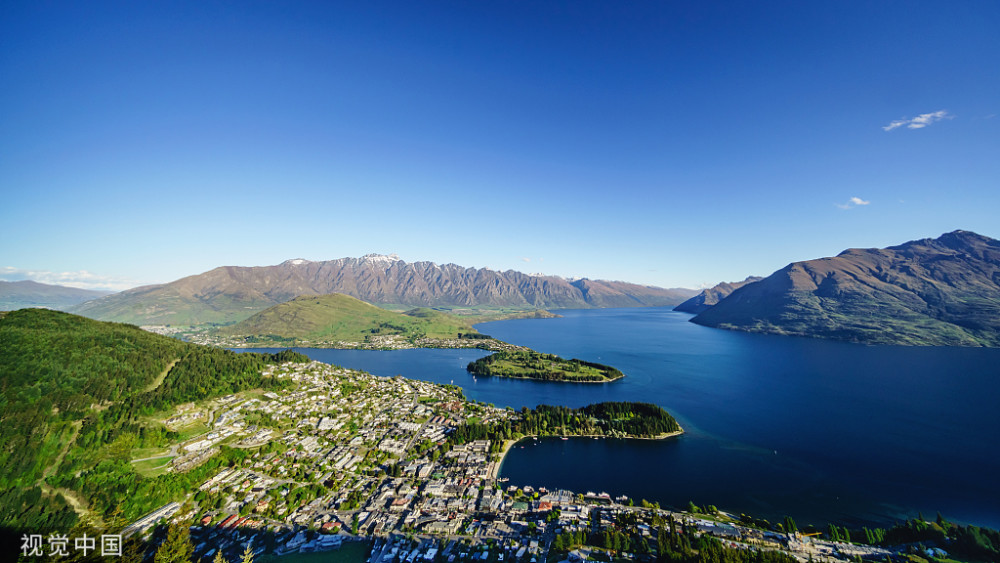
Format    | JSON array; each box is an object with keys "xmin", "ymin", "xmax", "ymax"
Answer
[
  {"xmin": 25, "ymin": 231, "xmax": 1000, "ymax": 346},
  {"xmin": 0, "ymin": 280, "xmax": 111, "ymax": 311},
  {"xmin": 690, "ymin": 230, "xmax": 1000, "ymax": 346},
  {"xmin": 69, "ymin": 254, "xmax": 696, "ymax": 325}
]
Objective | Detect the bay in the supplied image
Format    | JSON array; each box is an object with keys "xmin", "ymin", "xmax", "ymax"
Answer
[{"xmin": 240, "ymin": 307, "xmax": 1000, "ymax": 529}]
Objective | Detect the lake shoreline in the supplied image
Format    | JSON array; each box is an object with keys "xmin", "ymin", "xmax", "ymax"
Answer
[
  {"xmin": 235, "ymin": 304, "xmax": 1000, "ymax": 531},
  {"xmin": 214, "ymin": 338, "xmax": 526, "ymax": 352},
  {"xmin": 492, "ymin": 429, "xmax": 684, "ymax": 479},
  {"xmin": 474, "ymin": 372, "xmax": 625, "ymax": 384}
]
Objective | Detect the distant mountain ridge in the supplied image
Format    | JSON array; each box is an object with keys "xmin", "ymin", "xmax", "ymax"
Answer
[
  {"xmin": 0, "ymin": 280, "xmax": 110, "ymax": 311},
  {"xmin": 70, "ymin": 254, "xmax": 696, "ymax": 325},
  {"xmin": 691, "ymin": 230, "xmax": 1000, "ymax": 346},
  {"xmin": 674, "ymin": 276, "xmax": 764, "ymax": 314}
]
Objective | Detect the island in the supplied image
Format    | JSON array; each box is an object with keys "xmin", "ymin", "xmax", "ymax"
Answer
[{"xmin": 467, "ymin": 350, "xmax": 625, "ymax": 382}]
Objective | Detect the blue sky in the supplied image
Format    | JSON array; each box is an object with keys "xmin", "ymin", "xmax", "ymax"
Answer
[{"xmin": 2, "ymin": 1, "xmax": 998, "ymax": 291}]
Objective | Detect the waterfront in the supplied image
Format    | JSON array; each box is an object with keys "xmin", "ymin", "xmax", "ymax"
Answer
[{"xmin": 241, "ymin": 306, "xmax": 1000, "ymax": 529}]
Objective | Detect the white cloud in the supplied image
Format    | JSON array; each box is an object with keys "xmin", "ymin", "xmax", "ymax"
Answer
[
  {"xmin": 836, "ymin": 196, "xmax": 871, "ymax": 210},
  {"xmin": 520, "ymin": 257, "xmax": 531, "ymax": 263},
  {"xmin": 883, "ymin": 110, "xmax": 952, "ymax": 131},
  {"xmin": 0, "ymin": 267, "xmax": 143, "ymax": 292}
]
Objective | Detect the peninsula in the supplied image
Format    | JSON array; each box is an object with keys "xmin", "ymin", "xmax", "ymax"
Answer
[
  {"xmin": 158, "ymin": 293, "xmax": 552, "ymax": 352},
  {"xmin": 205, "ymin": 293, "xmax": 495, "ymax": 349},
  {"xmin": 467, "ymin": 350, "xmax": 625, "ymax": 383}
]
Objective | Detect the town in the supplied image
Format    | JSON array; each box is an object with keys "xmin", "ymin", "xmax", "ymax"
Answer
[
  {"xmin": 126, "ymin": 362, "xmax": 900, "ymax": 562},
  {"xmin": 141, "ymin": 325, "xmax": 530, "ymax": 352}
]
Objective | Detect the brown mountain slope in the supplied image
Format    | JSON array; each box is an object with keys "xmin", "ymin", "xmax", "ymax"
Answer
[
  {"xmin": 691, "ymin": 230, "xmax": 1000, "ymax": 346},
  {"xmin": 673, "ymin": 276, "xmax": 764, "ymax": 314},
  {"xmin": 70, "ymin": 255, "xmax": 696, "ymax": 325}
]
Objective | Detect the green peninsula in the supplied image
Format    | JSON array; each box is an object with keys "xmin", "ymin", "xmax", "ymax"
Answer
[
  {"xmin": 209, "ymin": 293, "xmax": 500, "ymax": 349},
  {"xmin": 467, "ymin": 350, "xmax": 624, "ymax": 382},
  {"xmin": 451, "ymin": 402, "xmax": 682, "ymax": 448}
]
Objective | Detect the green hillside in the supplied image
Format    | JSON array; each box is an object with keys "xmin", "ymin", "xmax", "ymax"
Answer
[
  {"xmin": 0, "ymin": 308, "xmax": 308, "ymax": 537},
  {"xmin": 216, "ymin": 293, "xmax": 484, "ymax": 345}
]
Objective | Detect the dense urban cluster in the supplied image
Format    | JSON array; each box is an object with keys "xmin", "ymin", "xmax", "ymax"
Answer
[
  {"xmin": 143, "ymin": 324, "xmax": 529, "ymax": 352},
  {"xmin": 116, "ymin": 362, "xmax": 935, "ymax": 563}
]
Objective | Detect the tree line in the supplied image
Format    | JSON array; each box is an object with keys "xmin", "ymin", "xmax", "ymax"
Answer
[
  {"xmin": 448, "ymin": 401, "xmax": 680, "ymax": 451},
  {"xmin": 466, "ymin": 350, "xmax": 624, "ymax": 382},
  {"xmin": 550, "ymin": 517, "xmax": 797, "ymax": 563}
]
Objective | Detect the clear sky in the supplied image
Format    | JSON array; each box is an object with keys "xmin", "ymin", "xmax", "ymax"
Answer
[{"xmin": 2, "ymin": 1, "xmax": 998, "ymax": 291}]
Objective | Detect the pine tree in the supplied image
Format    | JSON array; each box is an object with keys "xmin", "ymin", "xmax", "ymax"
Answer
[
  {"xmin": 552, "ymin": 533, "xmax": 565, "ymax": 552},
  {"xmin": 154, "ymin": 522, "xmax": 194, "ymax": 563},
  {"xmin": 107, "ymin": 505, "xmax": 128, "ymax": 532},
  {"xmin": 240, "ymin": 543, "xmax": 255, "ymax": 563},
  {"xmin": 213, "ymin": 551, "xmax": 229, "ymax": 563},
  {"xmin": 783, "ymin": 516, "xmax": 798, "ymax": 534},
  {"xmin": 120, "ymin": 538, "xmax": 147, "ymax": 563}
]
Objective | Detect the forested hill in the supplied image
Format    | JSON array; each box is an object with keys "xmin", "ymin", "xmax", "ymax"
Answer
[{"xmin": 0, "ymin": 308, "xmax": 307, "ymax": 537}]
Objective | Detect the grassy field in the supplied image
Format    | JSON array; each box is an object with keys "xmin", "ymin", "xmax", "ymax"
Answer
[
  {"xmin": 132, "ymin": 457, "xmax": 174, "ymax": 478},
  {"xmin": 176, "ymin": 421, "xmax": 210, "ymax": 441},
  {"xmin": 217, "ymin": 294, "xmax": 485, "ymax": 343},
  {"xmin": 130, "ymin": 446, "xmax": 171, "ymax": 459}
]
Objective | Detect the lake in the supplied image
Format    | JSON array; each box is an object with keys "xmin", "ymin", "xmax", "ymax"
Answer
[{"xmin": 241, "ymin": 307, "xmax": 1000, "ymax": 529}]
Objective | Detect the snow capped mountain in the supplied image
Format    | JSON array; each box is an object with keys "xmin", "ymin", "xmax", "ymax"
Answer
[
  {"xmin": 360, "ymin": 253, "xmax": 402, "ymax": 264},
  {"xmin": 69, "ymin": 254, "xmax": 697, "ymax": 325}
]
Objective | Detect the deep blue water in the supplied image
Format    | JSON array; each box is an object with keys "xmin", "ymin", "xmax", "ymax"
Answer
[{"xmin": 240, "ymin": 307, "xmax": 1000, "ymax": 529}]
